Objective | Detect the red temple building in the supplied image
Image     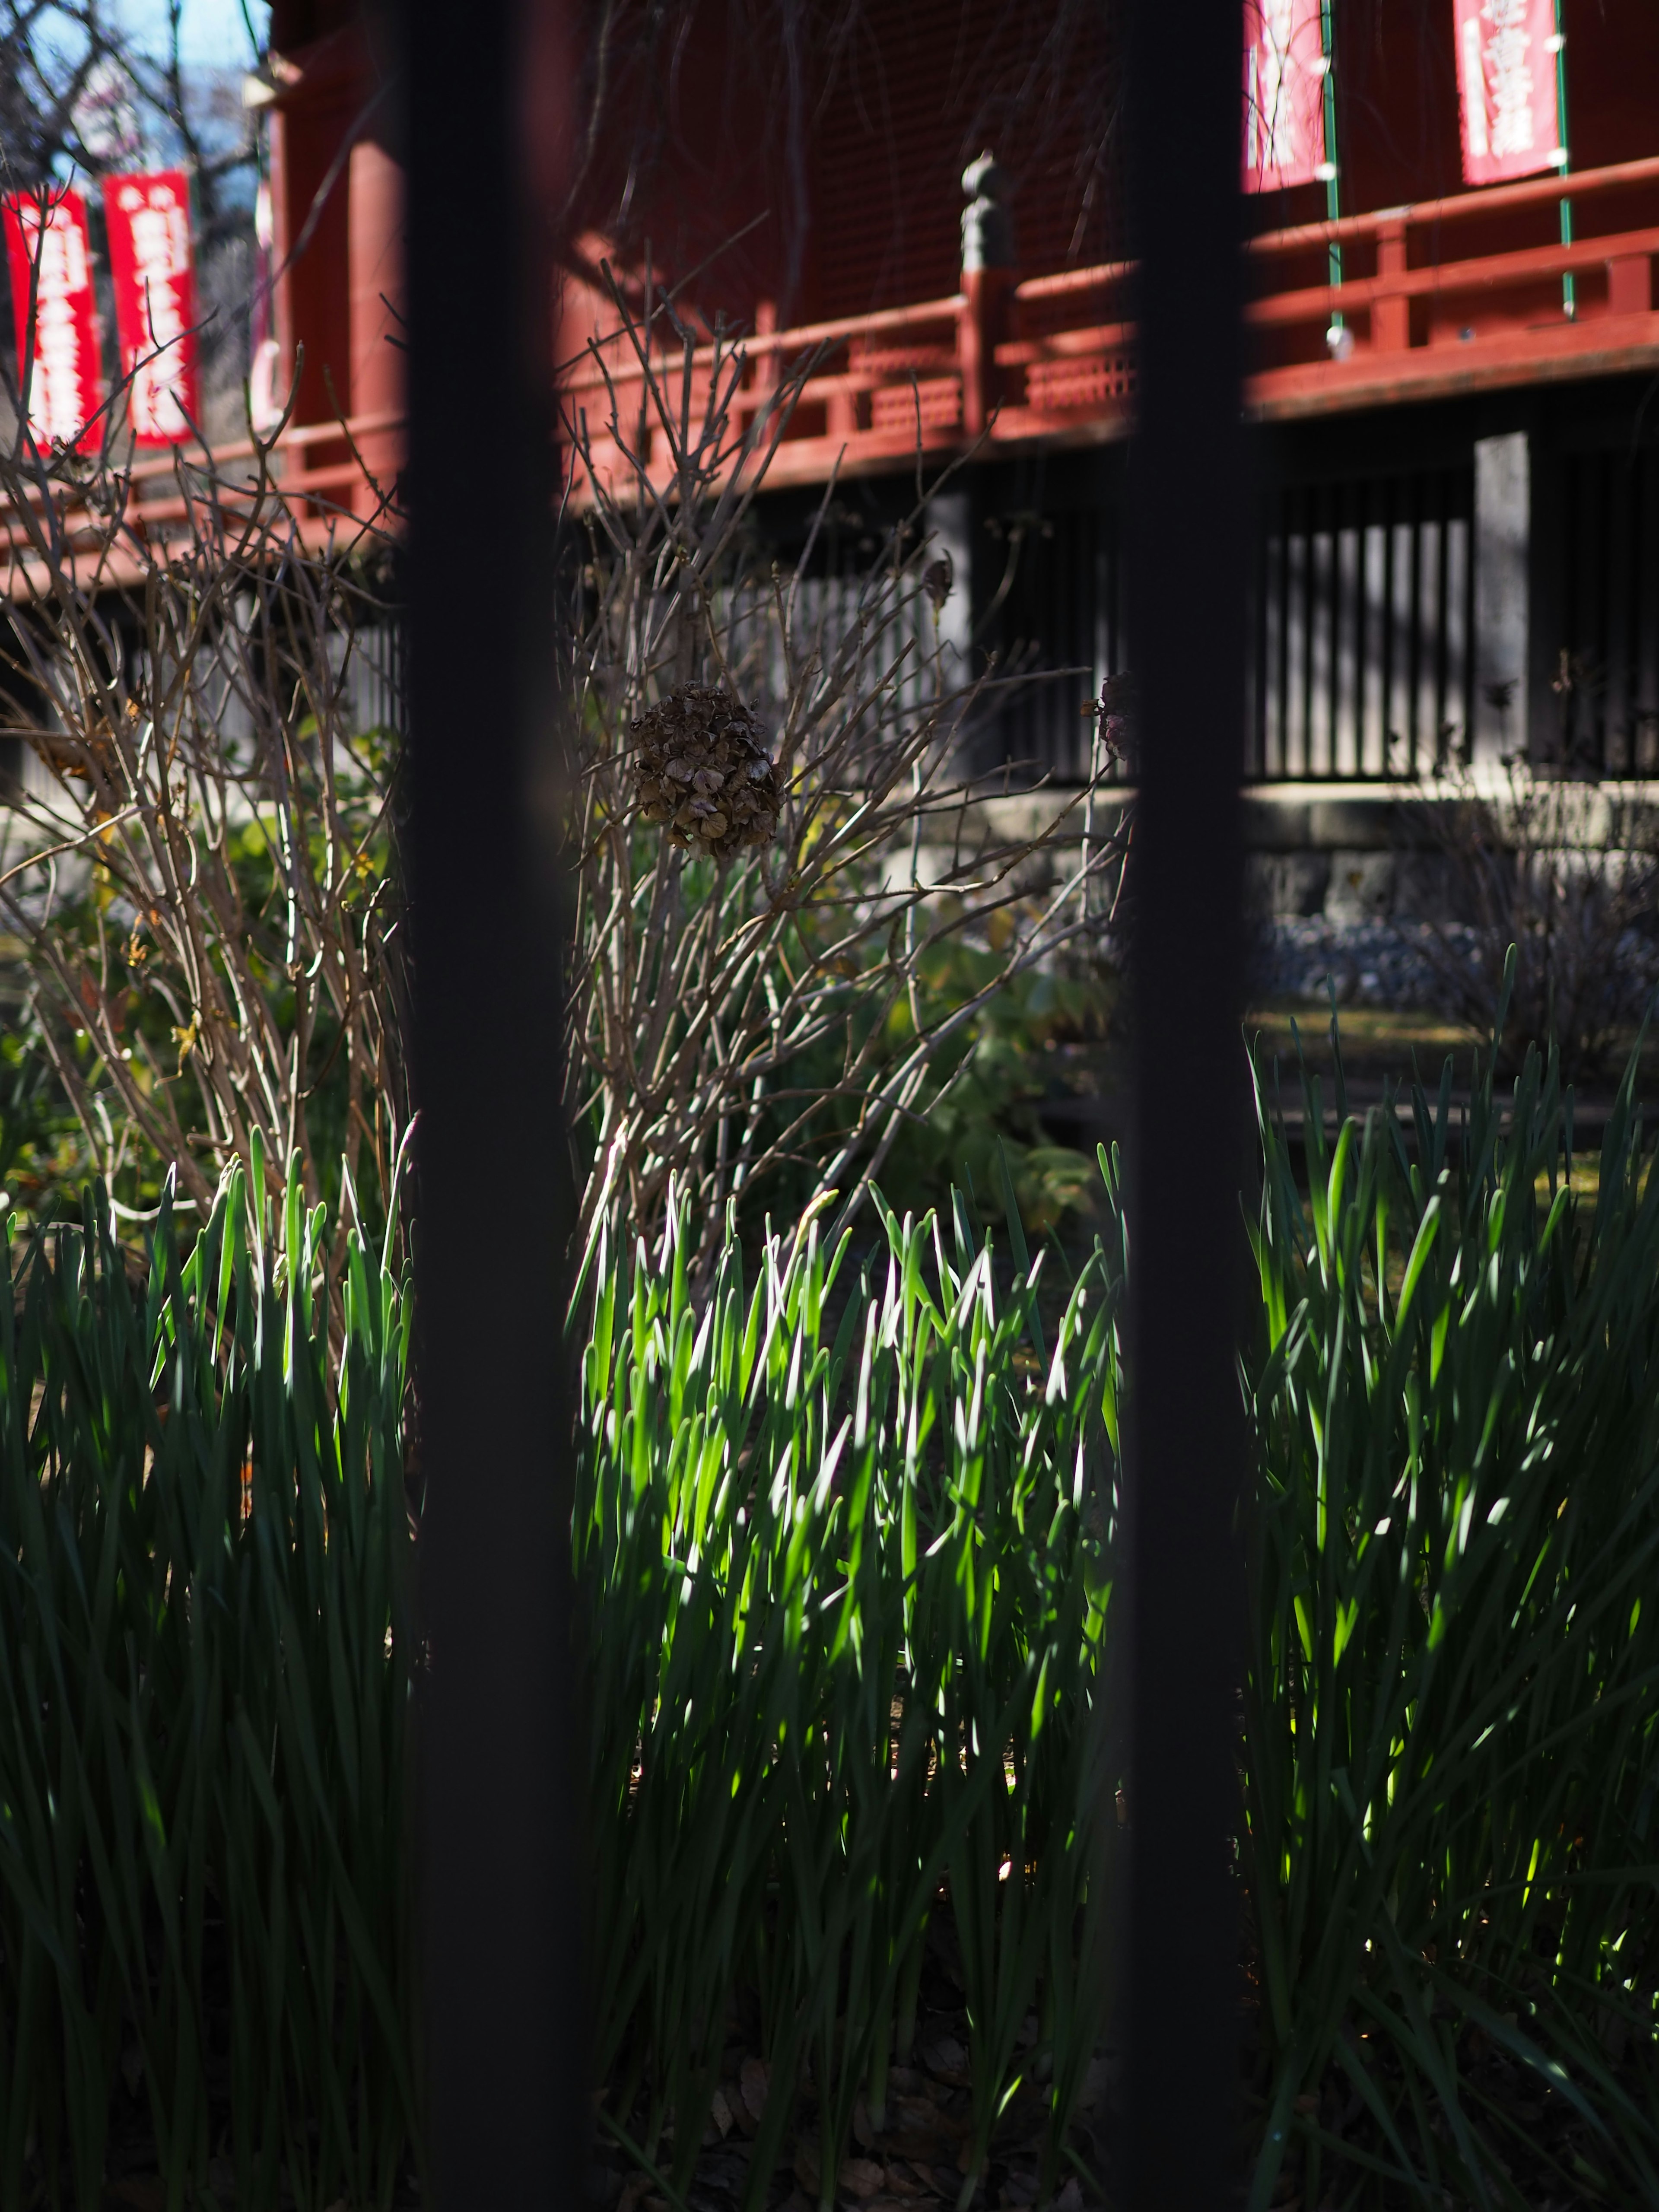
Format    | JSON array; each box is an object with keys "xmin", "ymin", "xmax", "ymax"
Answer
[{"xmin": 175, "ymin": 3, "xmax": 1659, "ymax": 795}]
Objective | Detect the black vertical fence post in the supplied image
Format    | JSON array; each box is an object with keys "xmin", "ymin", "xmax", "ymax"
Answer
[
  {"xmin": 407, "ymin": 0, "xmax": 584, "ymax": 2203},
  {"xmin": 1122, "ymin": 0, "xmax": 1248, "ymax": 2204}
]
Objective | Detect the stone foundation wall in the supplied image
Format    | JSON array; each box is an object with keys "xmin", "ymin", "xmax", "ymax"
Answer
[{"xmin": 965, "ymin": 780, "xmax": 1659, "ymax": 927}]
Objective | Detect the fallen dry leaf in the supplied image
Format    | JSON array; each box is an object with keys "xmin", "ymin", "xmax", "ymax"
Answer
[
  {"xmin": 925, "ymin": 2085, "xmax": 969, "ymax": 2124},
  {"xmin": 710, "ymin": 2086, "xmax": 734, "ymax": 2138},
  {"xmin": 877, "ymin": 2091, "xmax": 965, "ymax": 2163},
  {"xmin": 741, "ymin": 2054, "xmax": 770, "ymax": 2126},
  {"xmin": 728, "ymin": 2076, "xmax": 759, "ymax": 2138},
  {"xmin": 1055, "ymin": 2180, "xmax": 1084, "ymax": 2212},
  {"xmin": 793, "ymin": 2139, "xmax": 822, "ymax": 2195},
  {"xmin": 840, "ymin": 2155, "xmax": 886, "ymax": 2199},
  {"xmin": 881, "ymin": 2161, "xmax": 937, "ymax": 2201},
  {"xmin": 1076, "ymin": 2055, "xmax": 1109, "ymax": 2111},
  {"xmin": 920, "ymin": 2035, "xmax": 972, "ymax": 2085}
]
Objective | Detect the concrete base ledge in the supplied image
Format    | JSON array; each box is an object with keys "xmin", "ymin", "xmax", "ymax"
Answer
[
  {"xmin": 961, "ymin": 778, "xmax": 1659, "ymax": 925},
  {"xmin": 969, "ymin": 778, "xmax": 1659, "ymax": 854}
]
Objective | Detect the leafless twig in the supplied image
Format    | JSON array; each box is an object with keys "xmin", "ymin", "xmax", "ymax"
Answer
[
  {"xmin": 0, "ymin": 408, "xmax": 410, "ymax": 1274},
  {"xmin": 1408, "ymin": 759, "xmax": 1659, "ymax": 1077},
  {"xmin": 562, "ymin": 288, "xmax": 1128, "ymax": 1286}
]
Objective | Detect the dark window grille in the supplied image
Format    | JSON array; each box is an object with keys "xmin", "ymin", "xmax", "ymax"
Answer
[
  {"xmin": 1557, "ymin": 441, "xmax": 1659, "ymax": 773},
  {"xmin": 989, "ymin": 500, "xmax": 1128, "ymax": 785},
  {"xmin": 969, "ymin": 461, "xmax": 1475, "ymax": 785},
  {"xmin": 1249, "ymin": 467, "xmax": 1475, "ymax": 780}
]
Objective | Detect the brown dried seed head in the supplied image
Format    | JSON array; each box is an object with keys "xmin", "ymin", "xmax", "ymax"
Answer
[{"xmin": 628, "ymin": 682, "xmax": 781, "ymax": 862}]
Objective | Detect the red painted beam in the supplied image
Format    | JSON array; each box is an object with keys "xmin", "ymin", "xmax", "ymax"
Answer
[
  {"xmin": 1242, "ymin": 310, "xmax": 1659, "ymax": 420},
  {"xmin": 1249, "ymin": 224, "xmax": 1659, "ymax": 327},
  {"xmin": 1245, "ymin": 148, "xmax": 1659, "ymax": 257}
]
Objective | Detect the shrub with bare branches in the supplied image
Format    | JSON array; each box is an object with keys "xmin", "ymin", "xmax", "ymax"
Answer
[
  {"xmin": 562, "ymin": 291, "xmax": 1128, "ymax": 1285},
  {"xmin": 0, "ymin": 425, "xmax": 410, "ymax": 1261},
  {"xmin": 1409, "ymin": 759, "xmax": 1659, "ymax": 1078}
]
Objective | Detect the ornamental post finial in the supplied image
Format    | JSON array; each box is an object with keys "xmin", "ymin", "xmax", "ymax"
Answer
[{"xmin": 961, "ymin": 152, "xmax": 1015, "ymax": 274}]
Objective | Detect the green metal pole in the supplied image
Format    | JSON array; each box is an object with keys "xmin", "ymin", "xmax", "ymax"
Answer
[
  {"xmin": 1319, "ymin": 0, "xmax": 1344, "ymax": 343},
  {"xmin": 1553, "ymin": 0, "xmax": 1574, "ymax": 320}
]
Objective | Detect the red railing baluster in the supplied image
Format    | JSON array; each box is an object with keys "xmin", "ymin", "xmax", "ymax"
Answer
[
  {"xmin": 1375, "ymin": 220, "xmax": 1409, "ymax": 352},
  {"xmin": 1609, "ymin": 251, "xmax": 1654, "ymax": 315}
]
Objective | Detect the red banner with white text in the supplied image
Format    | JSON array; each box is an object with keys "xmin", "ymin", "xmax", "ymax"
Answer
[
  {"xmin": 1453, "ymin": 0, "xmax": 1562, "ymax": 186},
  {"xmin": 102, "ymin": 170, "xmax": 200, "ymax": 445},
  {"xmin": 1243, "ymin": 0, "xmax": 1328, "ymax": 192},
  {"xmin": 1, "ymin": 188, "xmax": 104, "ymax": 453}
]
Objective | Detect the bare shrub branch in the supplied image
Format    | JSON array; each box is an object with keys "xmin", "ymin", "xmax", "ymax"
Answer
[
  {"xmin": 1408, "ymin": 759, "xmax": 1659, "ymax": 1077},
  {"xmin": 0, "ymin": 420, "xmax": 410, "ymax": 1265},
  {"xmin": 562, "ymin": 289, "xmax": 1129, "ymax": 1286}
]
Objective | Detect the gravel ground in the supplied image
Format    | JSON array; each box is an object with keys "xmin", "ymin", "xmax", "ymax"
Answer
[
  {"xmin": 1248, "ymin": 919, "xmax": 1486, "ymax": 1009},
  {"xmin": 1249, "ymin": 918, "xmax": 1659, "ymax": 1014}
]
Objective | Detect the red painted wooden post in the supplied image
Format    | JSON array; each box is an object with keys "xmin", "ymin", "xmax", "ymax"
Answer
[
  {"xmin": 1608, "ymin": 251, "xmax": 1653, "ymax": 315},
  {"xmin": 959, "ymin": 268, "xmax": 1015, "ymax": 437},
  {"xmin": 751, "ymin": 295, "xmax": 778, "ymax": 436},
  {"xmin": 347, "ymin": 137, "xmax": 403, "ymax": 516},
  {"xmin": 960, "ymin": 153, "xmax": 1016, "ymax": 437},
  {"xmin": 826, "ymin": 346, "xmax": 858, "ymax": 442},
  {"xmin": 1374, "ymin": 219, "xmax": 1409, "ymax": 351},
  {"xmin": 959, "ymin": 272, "xmax": 988, "ymax": 436}
]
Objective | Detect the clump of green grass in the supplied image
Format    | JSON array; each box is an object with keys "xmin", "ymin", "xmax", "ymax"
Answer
[
  {"xmin": 0, "ymin": 1150, "xmax": 415, "ymax": 2212},
  {"xmin": 1243, "ymin": 966, "xmax": 1659, "ymax": 2208},
  {"xmin": 578, "ymin": 1175, "xmax": 1125, "ymax": 2210},
  {"xmin": 9, "ymin": 959, "xmax": 1659, "ymax": 2212}
]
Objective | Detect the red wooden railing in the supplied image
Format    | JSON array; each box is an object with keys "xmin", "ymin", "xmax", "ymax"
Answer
[
  {"xmin": 5, "ymin": 147, "xmax": 1657, "ymax": 581},
  {"xmin": 0, "ymin": 410, "xmax": 402, "ymax": 593},
  {"xmin": 562, "ymin": 149, "xmax": 1659, "ymax": 500}
]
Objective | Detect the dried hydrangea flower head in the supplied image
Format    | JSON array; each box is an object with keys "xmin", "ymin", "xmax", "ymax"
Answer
[{"xmin": 631, "ymin": 683, "xmax": 782, "ymax": 861}]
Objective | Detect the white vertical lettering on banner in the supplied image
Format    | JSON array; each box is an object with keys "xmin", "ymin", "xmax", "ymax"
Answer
[
  {"xmin": 0, "ymin": 190, "xmax": 104, "ymax": 451},
  {"xmin": 1452, "ymin": 0, "xmax": 1560, "ymax": 186},
  {"xmin": 1242, "ymin": 0, "xmax": 1326, "ymax": 193},
  {"xmin": 102, "ymin": 170, "xmax": 201, "ymax": 445}
]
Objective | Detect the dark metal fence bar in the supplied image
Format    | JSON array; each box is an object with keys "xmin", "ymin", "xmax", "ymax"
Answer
[
  {"xmin": 1121, "ymin": 0, "xmax": 1248, "ymax": 2206},
  {"xmin": 409, "ymin": 0, "xmax": 585, "ymax": 2204}
]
